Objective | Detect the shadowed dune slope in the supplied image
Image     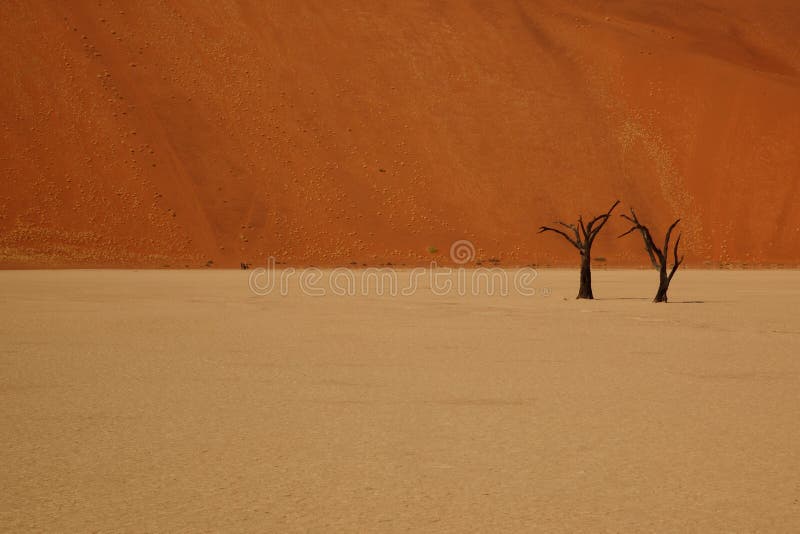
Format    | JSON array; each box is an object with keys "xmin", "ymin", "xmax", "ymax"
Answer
[{"xmin": 1, "ymin": 0, "xmax": 799, "ymax": 267}]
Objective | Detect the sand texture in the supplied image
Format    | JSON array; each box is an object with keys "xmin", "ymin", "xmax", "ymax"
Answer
[{"xmin": 1, "ymin": 269, "xmax": 799, "ymax": 532}]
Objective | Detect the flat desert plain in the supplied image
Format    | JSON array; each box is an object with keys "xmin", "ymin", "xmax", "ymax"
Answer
[{"xmin": 1, "ymin": 269, "xmax": 799, "ymax": 532}]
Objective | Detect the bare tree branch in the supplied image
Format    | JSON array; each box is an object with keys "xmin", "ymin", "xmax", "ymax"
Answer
[
  {"xmin": 620, "ymin": 209, "xmax": 660, "ymax": 268},
  {"xmin": 538, "ymin": 200, "xmax": 620, "ymax": 299},
  {"xmin": 586, "ymin": 200, "xmax": 620, "ymax": 246},
  {"xmin": 557, "ymin": 221, "xmax": 581, "ymax": 244},
  {"xmin": 664, "ymin": 219, "xmax": 681, "ymax": 258},
  {"xmin": 668, "ymin": 233, "xmax": 684, "ymax": 282},
  {"xmin": 538, "ymin": 226, "xmax": 580, "ymax": 250},
  {"xmin": 619, "ymin": 209, "xmax": 685, "ymax": 302}
]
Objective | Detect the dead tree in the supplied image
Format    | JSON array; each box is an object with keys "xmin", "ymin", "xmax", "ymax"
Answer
[
  {"xmin": 619, "ymin": 209, "xmax": 684, "ymax": 303},
  {"xmin": 539, "ymin": 200, "xmax": 620, "ymax": 299}
]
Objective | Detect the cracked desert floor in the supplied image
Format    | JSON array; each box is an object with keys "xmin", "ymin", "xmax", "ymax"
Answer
[{"xmin": 1, "ymin": 269, "xmax": 798, "ymax": 532}]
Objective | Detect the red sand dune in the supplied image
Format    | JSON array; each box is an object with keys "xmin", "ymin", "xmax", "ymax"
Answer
[{"xmin": 1, "ymin": 1, "xmax": 798, "ymax": 268}]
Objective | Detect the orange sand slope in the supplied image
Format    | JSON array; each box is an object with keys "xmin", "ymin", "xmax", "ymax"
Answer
[{"xmin": 1, "ymin": 1, "xmax": 799, "ymax": 268}]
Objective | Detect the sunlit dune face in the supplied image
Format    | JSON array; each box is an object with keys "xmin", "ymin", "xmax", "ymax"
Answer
[{"xmin": 1, "ymin": 1, "xmax": 798, "ymax": 268}]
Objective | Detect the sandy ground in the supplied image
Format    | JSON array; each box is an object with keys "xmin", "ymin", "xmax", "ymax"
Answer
[{"xmin": 1, "ymin": 269, "xmax": 799, "ymax": 532}]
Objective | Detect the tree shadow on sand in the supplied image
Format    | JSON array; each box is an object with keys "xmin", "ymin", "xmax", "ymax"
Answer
[{"xmin": 594, "ymin": 297, "xmax": 708, "ymax": 304}]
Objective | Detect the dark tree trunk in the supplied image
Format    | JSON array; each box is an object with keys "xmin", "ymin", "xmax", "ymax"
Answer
[
  {"xmin": 538, "ymin": 201, "xmax": 619, "ymax": 301},
  {"xmin": 577, "ymin": 253, "xmax": 593, "ymax": 299},
  {"xmin": 654, "ymin": 266, "xmax": 669, "ymax": 302},
  {"xmin": 620, "ymin": 210, "xmax": 684, "ymax": 304}
]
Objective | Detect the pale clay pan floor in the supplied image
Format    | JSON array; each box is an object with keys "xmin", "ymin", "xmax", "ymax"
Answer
[{"xmin": 1, "ymin": 269, "xmax": 799, "ymax": 532}]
